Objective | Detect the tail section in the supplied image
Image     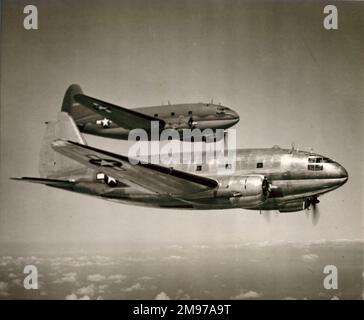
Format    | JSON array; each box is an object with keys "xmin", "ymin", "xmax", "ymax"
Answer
[
  {"xmin": 62, "ymin": 84, "xmax": 96, "ymax": 124},
  {"xmin": 39, "ymin": 112, "xmax": 88, "ymax": 179}
]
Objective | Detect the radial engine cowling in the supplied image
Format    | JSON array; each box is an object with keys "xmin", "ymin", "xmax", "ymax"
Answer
[{"xmin": 217, "ymin": 175, "xmax": 270, "ymax": 208}]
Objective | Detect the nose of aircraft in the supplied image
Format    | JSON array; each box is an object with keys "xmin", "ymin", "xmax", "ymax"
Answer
[
  {"xmin": 226, "ymin": 109, "xmax": 240, "ymax": 125},
  {"xmin": 336, "ymin": 163, "xmax": 349, "ymax": 185}
]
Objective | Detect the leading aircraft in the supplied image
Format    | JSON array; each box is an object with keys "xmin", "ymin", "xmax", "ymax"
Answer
[
  {"xmin": 12, "ymin": 109, "xmax": 348, "ymax": 224},
  {"xmin": 62, "ymin": 84, "xmax": 240, "ymax": 141}
]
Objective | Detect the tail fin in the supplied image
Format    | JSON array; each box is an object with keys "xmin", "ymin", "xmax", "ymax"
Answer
[
  {"xmin": 62, "ymin": 84, "xmax": 95, "ymax": 123},
  {"xmin": 39, "ymin": 112, "xmax": 88, "ymax": 179}
]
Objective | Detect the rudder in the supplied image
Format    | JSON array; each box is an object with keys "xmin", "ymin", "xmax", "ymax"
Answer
[
  {"xmin": 62, "ymin": 84, "xmax": 95, "ymax": 123},
  {"xmin": 39, "ymin": 112, "xmax": 88, "ymax": 179}
]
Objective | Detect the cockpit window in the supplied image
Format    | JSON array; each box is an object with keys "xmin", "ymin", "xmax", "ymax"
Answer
[
  {"xmin": 308, "ymin": 156, "xmax": 333, "ymax": 164},
  {"xmin": 308, "ymin": 164, "xmax": 323, "ymax": 171},
  {"xmin": 216, "ymin": 106, "xmax": 226, "ymax": 115},
  {"xmin": 322, "ymin": 157, "xmax": 334, "ymax": 163}
]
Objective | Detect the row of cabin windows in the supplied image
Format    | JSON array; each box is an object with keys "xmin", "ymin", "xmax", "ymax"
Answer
[
  {"xmin": 154, "ymin": 111, "xmax": 193, "ymax": 118},
  {"xmin": 195, "ymin": 162, "xmax": 323, "ymax": 172},
  {"xmin": 195, "ymin": 162, "xmax": 263, "ymax": 171}
]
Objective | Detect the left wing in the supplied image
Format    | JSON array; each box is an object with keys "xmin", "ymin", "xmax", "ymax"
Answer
[
  {"xmin": 52, "ymin": 139, "xmax": 218, "ymax": 196},
  {"xmin": 10, "ymin": 177, "xmax": 75, "ymax": 189},
  {"xmin": 74, "ymin": 94, "xmax": 165, "ymax": 131}
]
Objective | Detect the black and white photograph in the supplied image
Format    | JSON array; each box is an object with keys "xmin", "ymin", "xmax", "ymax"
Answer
[{"xmin": 0, "ymin": 0, "xmax": 363, "ymax": 304}]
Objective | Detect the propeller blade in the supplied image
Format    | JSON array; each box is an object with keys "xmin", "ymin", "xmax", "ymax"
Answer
[{"xmin": 312, "ymin": 203, "xmax": 320, "ymax": 226}]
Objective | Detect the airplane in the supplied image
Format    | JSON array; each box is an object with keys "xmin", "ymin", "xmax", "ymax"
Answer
[
  {"xmin": 12, "ymin": 111, "xmax": 348, "ymax": 224},
  {"xmin": 62, "ymin": 84, "xmax": 240, "ymax": 141}
]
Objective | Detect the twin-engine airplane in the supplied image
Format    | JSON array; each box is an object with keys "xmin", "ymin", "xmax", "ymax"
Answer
[
  {"xmin": 62, "ymin": 84, "xmax": 240, "ymax": 141},
  {"xmin": 12, "ymin": 91, "xmax": 348, "ymax": 221}
]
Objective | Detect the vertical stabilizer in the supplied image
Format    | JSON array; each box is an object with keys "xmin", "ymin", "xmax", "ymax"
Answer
[
  {"xmin": 62, "ymin": 84, "xmax": 96, "ymax": 123},
  {"xmin": 39, "ymin": 112, "xmax": 88, "ymax": 179}
]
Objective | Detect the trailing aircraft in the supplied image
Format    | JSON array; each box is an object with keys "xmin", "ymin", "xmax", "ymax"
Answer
[{"xmin": 62, "ymin": 85, "xmax": 240, "ymax": 141}]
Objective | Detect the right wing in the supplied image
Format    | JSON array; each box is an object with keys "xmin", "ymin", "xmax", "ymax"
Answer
[
  {"xmin": 52, "ymin": 139, "xmax": 218, "ymax": 196},
  {"xmin": 74, "ymin": 94, "xmax": 165, "ymax": 131}
]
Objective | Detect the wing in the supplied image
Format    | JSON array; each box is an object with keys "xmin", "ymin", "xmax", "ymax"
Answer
[
  {"xmin": 74, "ymin": 94, "xmax": 165, "ymax": 131},
  {"xmin": 52, "ymin": 139, "xmax": 218, "ymax": 196},
  {"xmin": 10, "ymin": 177, "xmax": 75, "ymax": 189}
]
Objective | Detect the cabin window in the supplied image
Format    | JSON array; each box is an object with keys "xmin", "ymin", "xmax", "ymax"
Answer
[
  {"xmin": 196, "ymin": 165, "xmax": 202, "ymax": 171},
  {"xmin": 171, "ymin": 112, "xmax": 175, "ymax": 116},
  {"xmin": 96, "ymin": 173, "xmax": 105, "ymax": 180},
  {"xmin": 257, "ymin": 162, "xmax": 263, "ymax": 168},
  {"xmin": 225, "ymin": 163, "xmax": 232, "ymax": 169}
]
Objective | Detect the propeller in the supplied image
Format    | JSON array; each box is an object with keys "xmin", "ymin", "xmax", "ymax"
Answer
[
  {"xmin": 188, "ymin": 116, "xmax": 197, "ymax": 129},
  {"xmin": 305, "ymin": 197, "xmax": 320, "ymax": 226}
]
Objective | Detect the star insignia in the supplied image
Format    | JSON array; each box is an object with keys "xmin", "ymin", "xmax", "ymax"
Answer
[{"xmin": 96, "ymin": 118, "xmax": 112, "ymax": 128}]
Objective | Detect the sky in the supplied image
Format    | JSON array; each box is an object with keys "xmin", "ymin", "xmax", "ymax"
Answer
[{"xmin": 0, "ymin": 0, "xmax": 363, "ymax": 250}]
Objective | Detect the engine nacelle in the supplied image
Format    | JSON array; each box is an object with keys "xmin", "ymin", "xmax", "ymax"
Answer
[
  {"xmin": 278, "ymin": 201, "xmax": 305, "ymax": 212},
  {"xmin": 217, "ymin": 175, "xmax": 270, "ymax": 208}
]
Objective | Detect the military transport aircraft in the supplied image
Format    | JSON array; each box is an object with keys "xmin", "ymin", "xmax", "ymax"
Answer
[
  {"xmin": 12, "ymin": 111, "xmax": 348, "ymax": 224},
  {"xmin": 62, "ymin": 84, "xmax": 240, "ymax": 141}
]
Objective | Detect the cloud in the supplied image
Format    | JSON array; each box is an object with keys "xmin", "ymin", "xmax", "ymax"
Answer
[
  {"xmin": 155, "ymin": 292, "xmax": 171, "ymax": 300},
  {"xmin": 65, "ymin": 293, "xmax": 78, "ymax": 300},
  {"xmin": 232, "ymin": 290, "xmax": 262, "ymax": 299},
  {"xmin": 167, "ymin": 245, "xmax": 183, "ymax": 250},
  {"xmin": 121, "ymin": 282, "xmax": 143, "ymax": 292},
  {"xmin": 76, "ymin": 285, "xmax": 96, "ymax": 297},
  {"xmin": 53, "ymin": 272, "xmax": 77, "ymax": 284},
  {"xmin": 87, "ymin": 274, "xmax": 106, "ymax": 282},
  {"xmin": 107, "ymin": 274, "xmax": 126, "ymax": 283},
  {"xmin": 138, "ymin": 276, "xmax": 153, "ymax": 281},
  {"xmin": 65, "ymin": 293, "xmax": 91, "ymax": 300},
  {"xmin": 162, "ymin": 255, "xmax": 186, "ymax": 261},
  {"xmin": 93, "ymin": 256, "xmax": 114, "ymax": 266},
  {"xmin": 97, "ymin": 284, "xmax": 109, "ymax": 293},
  {"xmin": 0, "ymin": 257, "xmax": 12, "ymax": 267},
  {"xmin": 301, "ymin": 253, "xmax": 319, "ymax": 262},
  {"xmin": 175, "ymin": 289, "xmax": 191, "ymax": 300},
  {"xmin": 12, "ymin": 279, "xmax": 21, "ymax": 287},
  {"xmin": 0, "ymin": 281, "xmax": 10, "ymax": 297},
  {"xmin": 192, "ymin": 244, "xmax": 209, "ymax": 249}
]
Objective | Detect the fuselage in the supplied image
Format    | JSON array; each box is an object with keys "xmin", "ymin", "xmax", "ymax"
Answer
[
  {"xmin": 76, "ymin": 103, "xmax": 240, "ymax": 140},
  {"xmin": 69, "ymin": 146, "xmax": 348, "ymax": 211}
]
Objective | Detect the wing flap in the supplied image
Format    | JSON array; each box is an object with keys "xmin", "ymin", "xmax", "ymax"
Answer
[
  {"xmin": 74, "ymin": 94, "xmax": 165, "ymax": 131},
  {"xmin": 51, "ymin": 139, "xmax": 218, "ymax": 196}
]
